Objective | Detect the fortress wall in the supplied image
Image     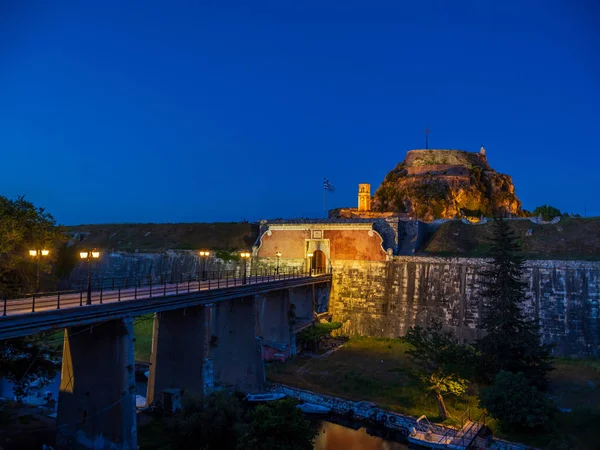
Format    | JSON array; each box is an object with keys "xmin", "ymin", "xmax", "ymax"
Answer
[
  {"xmin": 329, "ymin": 257, "xmax": 600, "ymax": 357},
  {"xmin": 405, "ymin": 165, "xmax": 469, "ymax": 177},
  {"xmin": 404, "ymin": 149, "xmax": 489, "ymax": 169}
]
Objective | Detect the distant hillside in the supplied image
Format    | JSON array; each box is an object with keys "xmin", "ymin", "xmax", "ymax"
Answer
[
  {"xmin": 66, "ymin": 222, "xmax": 259, "ymax": 253},
  {"xmin": 419, "ymin": 218, "xmax": 600, "ymax": 260}
]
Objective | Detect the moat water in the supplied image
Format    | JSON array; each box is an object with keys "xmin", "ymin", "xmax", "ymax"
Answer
[
  {"xmin": 314, "ymin": 420, "xmax": 408, "ymax": 449},
  {"xmin": 1, "ymin": 375, "xmax": 408, "ymax": 449}
]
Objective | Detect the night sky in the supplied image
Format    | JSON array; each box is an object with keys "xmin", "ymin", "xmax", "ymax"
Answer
[{"xmin": 2, "ymin": 1, "xmax": 599, "ymax": 225}]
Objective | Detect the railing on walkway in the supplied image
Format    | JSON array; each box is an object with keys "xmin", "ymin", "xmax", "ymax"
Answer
[{"xmin": 1, "ymin": 267, "xmax": 330, "ymax": 316}]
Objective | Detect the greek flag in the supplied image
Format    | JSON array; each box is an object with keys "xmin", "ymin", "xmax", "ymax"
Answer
[{"xmin": 324, "ymin": 178, "xmax": 335, "ymax": 192}]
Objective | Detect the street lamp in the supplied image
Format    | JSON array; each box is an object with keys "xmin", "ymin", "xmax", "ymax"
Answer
[
  {"xmin": 240, "ymin": 252, "xmax": 251, "ymax": 284},
  {"xmin": 199, "ymin": 250, "xmax": 210, "ymax": 281},
  {"xmin": 29, "ymin": 249, "xmax": 50, "ymax": 291},
  {"xmin": 307, "ymin": 252, "xmax": 313, "ymax": 276},
  {"xmin": 80, "ymin": 250, "xmax": 100, "ymax": 305},
  {"xmin": 275, "ymin": 252, "xmax": 281, "ymax": 275}
]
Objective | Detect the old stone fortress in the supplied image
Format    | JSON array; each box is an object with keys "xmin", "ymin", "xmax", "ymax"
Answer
[
  {"xmin": 86, "ymin": 147, "xmax": 599, "ymax": 359},
  {"xmin": 252, "ymin": 148, "xmax": 598, "ymax": 357}
]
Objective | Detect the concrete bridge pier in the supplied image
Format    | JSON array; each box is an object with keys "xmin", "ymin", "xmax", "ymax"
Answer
[
  {"xmin": 56, "ymin": 319, "xmax": 137, "ymax": 450},
  {"xmin": 146, "ymin": 305, "xmax": 214, "ymax": 405},
  {"xmin": 255, "ymin": 291, "xmax": 295, "ymax": 358},
  {"xmin": 288, "ymin": 285, "xmax": 316, "ymax": 321},
  {"xmin": 211, "ymin": 296, "xmax": 265, "ymax": 393}
]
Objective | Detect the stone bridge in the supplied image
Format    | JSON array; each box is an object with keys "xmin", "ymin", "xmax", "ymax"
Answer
[{"xmin": 0, "ymin": 271, "xmax": 331, "ymax": 450}]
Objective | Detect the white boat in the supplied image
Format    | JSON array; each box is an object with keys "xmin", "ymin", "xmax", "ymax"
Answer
[
  {"xmin": 244, "ymin": 393, "xmax": 286, "ymax": 402},
  {"xmin": 136, "ymin": 395, "xmax": 147, "ymax": 408},
  {"xmin": 296, "ymin": 401, "xmax": 331, "ymax": 414},
  {"xmin": 407, "ymin": 415, "xmax": 453, "ymax": 448}
]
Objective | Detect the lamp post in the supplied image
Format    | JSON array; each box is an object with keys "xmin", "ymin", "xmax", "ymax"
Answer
[
  {"xmin": 275, "ymin": 252, "xmax": 281, "ymax": 275},
  {"xmin": 29, "ymin": 249, "xmax": 50, "ymax": 292},
  {"xmin": 307, "ymin": 252, "xmax": 313, "ymax": 276},
  {"xmin": 80, "ymin": 250, "xmax": 100, "ymax": 305},
  {"xmin": 199, "ymin": 250, "xmax": 210, "ymax": 281},
  {"xmin": 240, "ymin": 252, "xmax": 251, "ymax": 284}
]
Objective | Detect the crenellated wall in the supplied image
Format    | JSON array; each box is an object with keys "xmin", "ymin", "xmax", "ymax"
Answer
[{"xmin": 330, "ymin": 256, "xmax": 600, "ymax": 357}]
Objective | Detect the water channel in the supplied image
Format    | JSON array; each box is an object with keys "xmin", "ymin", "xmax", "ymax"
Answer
[{"xmin": 1, "ymin": 375, "xmax": 409, "ymax": 449}]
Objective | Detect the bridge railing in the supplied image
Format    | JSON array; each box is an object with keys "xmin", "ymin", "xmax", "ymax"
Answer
[{"xmin": 1, "ymin": 267, "xmax": 326, "ymax": 316}]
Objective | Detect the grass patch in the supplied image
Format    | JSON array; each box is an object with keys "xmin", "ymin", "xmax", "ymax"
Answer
[
  {"xmin": 134, "ymin": 314, "xmax": 154, "ymax": 362},
  {"xmin": 267, "ymin": 337, "xmax": 600, "ymax": 449},
  {"xmin": 419, "ymin": 217, "xmax": 600, "ymax": 260}
]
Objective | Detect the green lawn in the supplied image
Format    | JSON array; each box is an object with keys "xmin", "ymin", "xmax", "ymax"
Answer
[
  {"xmin": 133, "ymin": 314, "xmax": 154, "ymax": 362},
  {"xmin": 267, "ymin": 337, "xmax": 600, "ymax": 449}
]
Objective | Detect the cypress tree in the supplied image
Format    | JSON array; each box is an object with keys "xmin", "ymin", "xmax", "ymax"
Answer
[{"xmin": 477, "ymin": 217, "xmax": 553, "ymax": 390}]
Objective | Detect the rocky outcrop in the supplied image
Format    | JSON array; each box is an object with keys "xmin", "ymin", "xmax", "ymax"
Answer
[{"xmin": 372, "ymin": 149, "xmax": 522, "ymax": 221}]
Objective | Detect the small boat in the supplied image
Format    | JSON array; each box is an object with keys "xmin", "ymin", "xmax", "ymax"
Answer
[
  {"xmin": 296, "ymin": 401, "xmax": 331, "ymax": 415},
  {"xmin": 407, "ymin": 415, "xmax": 453, "ymax": 448},
  {"xmin": 136, "ymin": 395, "xmax": 147, "ymax": 408},
  {"xmin": 244, "ymin": 393, "xmax": 287, "ymax": 402}
]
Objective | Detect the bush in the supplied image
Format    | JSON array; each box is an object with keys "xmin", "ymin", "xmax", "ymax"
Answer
[
  {"xmin": 532, "ymin": 205, "xmax": 562, "ymax": 221},
  {"xmin": 479, "ymin": 371, "xmax": 554, "ymax": 430},
  {"xmin": 166, "ymin": 391, "xmax": 245, "ymax": 450},
  {"xmin": 237, "ymin": 398, "xmax": 316, "ymax": 450}
]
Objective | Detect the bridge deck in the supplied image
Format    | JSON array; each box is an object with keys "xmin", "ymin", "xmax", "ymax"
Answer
[{"xmin": 0, "ymin": 274, "xmax": 331, "ymax": 340}]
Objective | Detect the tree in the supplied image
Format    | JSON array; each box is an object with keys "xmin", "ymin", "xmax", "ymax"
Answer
[
  {"xmin": 167, "ymin": 391, "xmax": 245, "ymax": 450},
  {"xmin": 477, "ymin": 217, "xmax": 553, "ymax": 390},
  {"xmin": 0, "ymin": 195, "xmax": 65, "ymax": 293},
  {"xmin": 479, "ymin": 371, "xmax": 554, "ymax": 430},
  {"xmin": 532, "ymin": 205, "xmax": 562, "ymax": 221},
  {"xmin": 403, "ymin": 320, "xmax": 474, "ymax": 420},
  {"xmin": 0, "ymin": 195, "xmax": 64, "ymax": 398},
  {"xmin": 237, "ymin": 398, "xmax": 317, "ymax": 450},
  {"xmin": 297, "ymin": 322, "xmax": 342, "ymax": 352}
]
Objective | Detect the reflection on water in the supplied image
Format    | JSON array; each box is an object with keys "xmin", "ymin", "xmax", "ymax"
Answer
[{"xmin": 314, "ymin": 421, "xmax": 408, "ymax": 450}]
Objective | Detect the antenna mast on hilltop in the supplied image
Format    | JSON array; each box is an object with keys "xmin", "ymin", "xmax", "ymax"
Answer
[{"xmin": 424, "ymin": 127, "xmax": 431, "ymax": 149}]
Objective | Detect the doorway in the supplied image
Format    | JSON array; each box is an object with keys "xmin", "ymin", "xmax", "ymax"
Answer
[{"xmin": 311, "ymin": 250, "xmax": 327, "ymax": 274}]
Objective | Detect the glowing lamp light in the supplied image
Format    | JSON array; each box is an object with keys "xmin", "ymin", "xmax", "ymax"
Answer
[
  {"xmin": 199, "ymin": 250, "xmax": 210, "ymax": 257},
  {"xmin": 79, "ymin": 252, "xmax": 89, "ymax": 259},
  {"xmin": 91, "ymin": 251, "xmax": 100, "ymax": 258},
  {"xmin": 240, "ymin": 252, "xmax": 251, "ymax": 258},
  {"xmin": 41, "ymin": 249, "xmax": 50, "ymax": 256},
  {"xmin": 276, "ymin": 252, "xmax": 282, "ymax": 257},
  {"xmin": 29, "ymin": 250, "xmax": 37, "ymax": 257},
  {"xmin": 307, "ymin": 253, "xmax": 314, "ymax": 258}
]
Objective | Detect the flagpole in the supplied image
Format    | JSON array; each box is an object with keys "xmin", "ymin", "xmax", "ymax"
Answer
[{"xmin": 324, "ymin": 186, "xmax": 326, "ymax": 218}]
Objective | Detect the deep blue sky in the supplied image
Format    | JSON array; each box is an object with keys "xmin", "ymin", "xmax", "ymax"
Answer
[{"xmin": 2, "ymin": 1, "xmax": 599, "ymax": 224}]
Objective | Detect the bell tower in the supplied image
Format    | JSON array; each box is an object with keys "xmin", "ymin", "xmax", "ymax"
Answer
[{"xmin": 358, "ymin": 184, "xmax": 371, "ymax": 212}]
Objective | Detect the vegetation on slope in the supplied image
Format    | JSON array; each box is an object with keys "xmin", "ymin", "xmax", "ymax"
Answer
[
  {"xmin": 66, "ymin": 222, "xmax": 259, "ymax": 253},
  {"xmin": 419, "ymin": 217, "xmax": 600, "ymax": 260},
  {"xmin": 266, "ymin": 338, "xmax": 600, "ymax": 449},
  {"xmin": 372, "ymin": 150, "xmax": 523, "ymax": 221}
]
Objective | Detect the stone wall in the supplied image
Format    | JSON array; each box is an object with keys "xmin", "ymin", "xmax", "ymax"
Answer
[
  {"xmin": 405, "ymin": 164, "xmax": 469, "ymax": 177},
  {"xmin": 330, "ymin": 256, "xmax": 600, "ymax": 357}
]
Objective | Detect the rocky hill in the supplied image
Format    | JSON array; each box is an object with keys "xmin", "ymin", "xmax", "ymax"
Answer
[{"xmin": 372, "ymin": 149, "xmax": 523, "ymax": 221}]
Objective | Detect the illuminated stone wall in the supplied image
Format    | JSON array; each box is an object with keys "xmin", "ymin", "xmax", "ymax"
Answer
[{"xmin": 329, "ymin": 256, "xmax": 600, "ymax": 357}]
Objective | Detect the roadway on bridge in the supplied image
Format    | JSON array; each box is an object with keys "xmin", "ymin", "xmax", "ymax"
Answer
[{"xmin": 2, "ymin": 275, "xmax": 295, "ymax": 318}]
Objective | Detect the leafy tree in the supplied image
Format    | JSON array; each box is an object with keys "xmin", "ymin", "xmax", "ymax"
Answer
[
  {"xmin": 0, "ymin": 195, "xmax": 65, "ymax": 293},
  {"xmin": 0, "ymin": 195, "xmax": 64, "ymax": 398},
  {"xmin": 237, "ymin": 398, "xmax": 317, "ymax": 450},
  {"xmin": 477, "ymin": 217, "xmax": 553, "ymax": 390},
  {"xmin": 403, "ymin": 320, "xmax": 474, "ymax": 420},
  {"xmin": 479, "ymin": 371, "xmax": 554, "ymax": 430},
  {"xmin": 297, "ymin": 322, "xmax": 342, "ymax": 352},
  {"xmin": 532, "ymin": 205, "xmax": 562, "ymax": 221},
  {"xmin": 167, "ymin": 391, "xmax": 245, "ymax": 450}
]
